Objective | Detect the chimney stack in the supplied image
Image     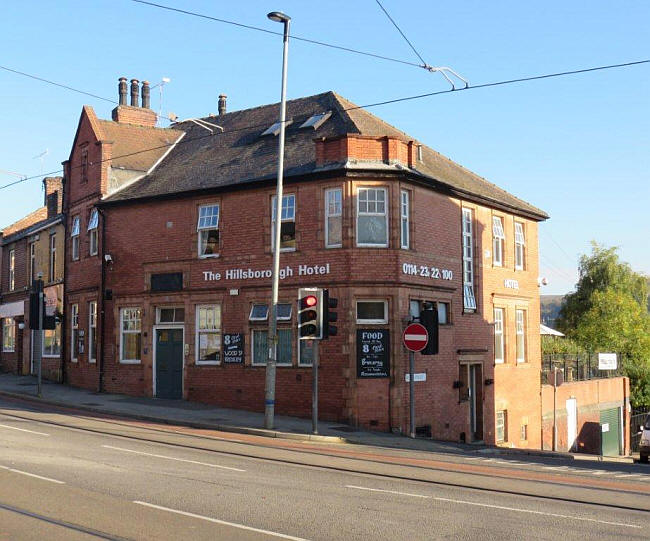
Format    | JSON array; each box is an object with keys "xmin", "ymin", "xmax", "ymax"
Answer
[
  {"xmin": 43, "ymin": 176, "xmax": 63, "ymax": 218},
  {"xmin": 130, "ymin": 79, "xmax": 140, "ymax": 107},
  {"xmin": 118, "ymin": 77, "xmax": 128, "ymax": 105},
  {"xmin": 218, "ymin": 94, "xmax": 227, "ymax": 115},
  {"xmin": 141, "ymin": 81, "xmax": 151, "ymax": 109}
]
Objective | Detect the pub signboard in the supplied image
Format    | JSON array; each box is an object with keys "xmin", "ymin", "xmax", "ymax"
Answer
[{"xmin": 357, "ymin": 329, "xmax": 390, "ymax": 378}]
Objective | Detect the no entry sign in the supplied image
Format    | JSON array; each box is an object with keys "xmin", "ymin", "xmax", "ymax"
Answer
[{"xmin": 403, "ymin": 323, "xmax": 429, "ymax": 352}]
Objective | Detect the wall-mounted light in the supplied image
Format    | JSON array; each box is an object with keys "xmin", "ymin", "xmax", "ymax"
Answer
[
  {"xmin": 453, "ymin": 380, "xmax": 464, "ymax": 389},
  {"xmin": 104, "ymin": 254, "xmax": 113, "ymax": 264},
  {"xmin": 484, "ymin": 378, "xmax": 494, "ymax": 386}
]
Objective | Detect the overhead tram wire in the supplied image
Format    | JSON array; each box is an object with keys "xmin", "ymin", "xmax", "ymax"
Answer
[
  {"xmin": 1, "ymin": 58, "xmax": 649, "ymax": 192},
  {"xmin": 374, "ymin": 0, "xmax": 429, "ymax": 67},
  {"xmin": 130, "ymin": 0, "xmax": 423, "ymax": 70}
]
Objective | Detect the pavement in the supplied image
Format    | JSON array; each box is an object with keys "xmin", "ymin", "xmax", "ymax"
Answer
[{"xmin": 0, "ymin": 372, "xmax": 634, "ymax": 462}]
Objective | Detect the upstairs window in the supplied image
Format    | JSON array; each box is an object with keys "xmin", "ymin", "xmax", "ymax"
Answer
[
  {"xmin": 29, "ymin": 242, "xmax": 36, "ymax": 283},
  {"xmin": 49, "ymin": 234, "xmax": 57, "ymax": 281},
  {"xmin": 9, "ymin": 249, "xmax": 15, "ymax": 291},
  {"xmin": 357, "ymin": 187, "xmax": 388, "ymax": 247},
  {"xmin": 271, "ymin": 194, "xmax": 296, "ymax": 252},
  {"xmin": 400, "ymin": 190, "xmax": 410, "ymax": 249},
  {"xmin": 461, "ymin": 209, "xmax": 476, "ymax": 311},
  {"xmin": 87, "ymin": 209, "xmax": 99, "ymax": 256},
  {"xmin": 494, "ymin": 308, "xmax": 504, "ymax": 363},
  {"xmin": 515, "ymin": 222, "xmax": 525, "ymax": 270},
  {"xmin": 197, "ymin": 204, "xmax": 220, "ymax": 257},
  {"xmin": 325, "ymin": 188, "xmax": 342, "ymax": 248},
  {"xmin": 516, "ymin": 309, "xmax": 526, "ymax": 363},
  {"xmin": 492, "ymin": 216, "xmax": 505, "ymax": 267},
  {"xmin": 71, "ymin": 216, "xmax": 80, "ymax": 261}
]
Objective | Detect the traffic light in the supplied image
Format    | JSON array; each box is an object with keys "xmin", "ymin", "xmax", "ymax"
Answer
[
  {"xmin": 322, "ymin": 289, "xmax": 338, "ymax": 339},
  {"xmin": 298, "ymin": 288, "xmax": 323, "ymax": 339},
  {"xmin": 420, "ymin": 303, "xmax": 439, "ymax": 355}
]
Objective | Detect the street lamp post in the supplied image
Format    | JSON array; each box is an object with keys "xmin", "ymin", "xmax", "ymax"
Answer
[{"xmin": 265, "ymin": 10, "xmax": 291, "ymax": 430}]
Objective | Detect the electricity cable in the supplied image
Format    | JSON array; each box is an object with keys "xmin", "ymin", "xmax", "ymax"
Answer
[{"xmin": 374, "ymin": 0, "xmax": 428, "ymax": 67}]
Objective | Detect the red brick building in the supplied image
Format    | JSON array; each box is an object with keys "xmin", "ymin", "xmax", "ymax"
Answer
[{"xmin": 63, "ymin": 80, "xmax": 548, "ymax": 447}]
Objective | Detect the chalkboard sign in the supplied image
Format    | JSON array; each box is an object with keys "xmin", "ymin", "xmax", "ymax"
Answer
[
  {"xmin": 223, "ymin": 333, "xmax": 244, "ymax": 364},
  {"xmin": 357, "ymin": 329, "xmax": 390, "ymax": 378},
  {"xmin": 151, "ymin": 272, "xmax": 183, "ymax": 292}
]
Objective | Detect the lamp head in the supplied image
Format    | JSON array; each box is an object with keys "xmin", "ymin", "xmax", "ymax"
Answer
[{"xmin": 267, "ymin": 11, "xmax": 290, "ymax": 23}]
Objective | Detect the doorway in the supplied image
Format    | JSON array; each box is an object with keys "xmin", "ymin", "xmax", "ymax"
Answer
[
  {"xmin": 461, "ymin": 363, "xmax": 484, "ymax": 442},
  {"xmin": 155, "ymin": 328, "xmax": 184, "ymax": 399}
]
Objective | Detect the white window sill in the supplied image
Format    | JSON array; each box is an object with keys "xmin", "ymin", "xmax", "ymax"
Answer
[
  {"xmin": 325, "ymin": 244, "xmax": 342, "ymax": 249},
  {"xmin": 43, "ymin": 354, "xmax": 61, "ymax": 358},
  {"xmin": 2, "ymin": 350, "xmax": 15, "ymax": 353},
  {"xmin": 196, "ymin": 361, "xmax": 220, "ymax": 366},
  {"xmin": 120, "ymin": 359, "xmax": 141, "ymax": 365},
  {"xmin": 71, "ymin": 359, "xmax": 78, "ymax": 363},
  {"xmin": 356, "ymin": 244, "xmax": 388, "ymax": 248},
  {"xmin": 89, "ymin": 359, "xmax": 97, "ymax": 364},
  {"xmin": 199, "ymin": 254, "xmax": 220, "ymax": 259},
  {"xmin": 494, "ymin": 359, "xmax": 504, "ymax": 364},
  {"xmin": 356, "ymin": 320, "xmax": 388, "ymax": 325}
]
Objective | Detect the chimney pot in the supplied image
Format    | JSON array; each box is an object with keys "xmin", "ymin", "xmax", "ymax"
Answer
[
  {"xmin": 118, "ymin": 77, "xmax": 128, "ymax": 106},
  {"xmin": 141, "ymin": 80, "xmax": 151, "ymax": 109},
  {"xmin": 130, "ymin": 79, "xmax": 140, "ymax": 107},
  {"xmin": 218, "ymin": 94, "xmax": 227, "ymax": 116}
]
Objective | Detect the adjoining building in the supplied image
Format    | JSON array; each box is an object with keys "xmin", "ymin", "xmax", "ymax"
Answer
[
  {"xmin": 0, "ymin": 177, "xmax": 64, "ymax": 381},
  {"xmin": 63, "ymin": 78, "xmax": 549, "ymax": 447}
]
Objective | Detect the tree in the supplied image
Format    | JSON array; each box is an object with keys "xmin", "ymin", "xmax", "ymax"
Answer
[
  {"xmin": 557, "ymin": 243, "xmax": 647, "ymax": 333},
  {"xmin": 557, "ymin": 244, "xmax": 650, "ymax": 407}
]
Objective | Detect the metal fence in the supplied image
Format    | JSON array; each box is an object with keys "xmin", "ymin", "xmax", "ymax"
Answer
[
  {"xmin": 541, "ymin": 353, "xmax": 624, "ymax": 385},
  {"xmin": 631, "ymin": 409, "xmax": 648, "ymax": 453}
]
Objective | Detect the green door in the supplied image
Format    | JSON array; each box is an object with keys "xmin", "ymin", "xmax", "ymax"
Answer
[
  {"xmin": 600, "ymin": 407, "xmax": 621, "ymax": 456},
  {"xmin": 155, "ymin": 329, "xmax": 184, "ymax": 399}
]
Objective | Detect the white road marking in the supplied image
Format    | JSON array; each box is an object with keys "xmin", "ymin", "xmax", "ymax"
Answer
[
  {"xmin": 0, "ymin": 422, "xmax": 50, "ymax": 436},
  {"xmin": 133, "ymin": 501, "xmax": 309, "ymax": 540},
  {"xmin": 102, "ymin": 445, "xmax": 245, "ymax": 472},
  {"xmin": 615, "ymin": 473, "xmax": 645, "ymax": 479},
  {"xmin": 590, "ymin": 471, "xmax": 609, "ymax": 475},
  {"xmin": 0, "ymin": 465, "xmax": 65, "ymax": 484},
  {"xmin": 345, "ymin": 485, "xmax": 641, "ymax": 529}
]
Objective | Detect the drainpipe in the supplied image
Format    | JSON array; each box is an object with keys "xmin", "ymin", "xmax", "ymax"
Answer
[
  {"xmin": 97, "ymin": 207, "xmax": 106, "ymax": 393},
  {"xmin": 60, "ymin": 176, "xmax": 68, "ymax": 384}
]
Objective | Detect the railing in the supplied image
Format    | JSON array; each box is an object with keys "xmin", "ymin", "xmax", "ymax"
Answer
[
  {"xmin": 541, "ymin": 353, "xmax": 624, "ymax": 385},
  {"xmin": 631, "ymin": 409, "xmax": 648, "ymax": 453}
]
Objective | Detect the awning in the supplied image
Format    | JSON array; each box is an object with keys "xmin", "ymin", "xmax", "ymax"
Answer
[
  {"xmin": 540, "ymin": 324, "xmax": 565, "ymax": 337},
  {"xmin": 0, "ymin": 301, "xmax": 25, "ymax": 319}
]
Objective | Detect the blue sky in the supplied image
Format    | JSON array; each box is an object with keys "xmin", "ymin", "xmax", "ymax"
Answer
[{"xmin": 1, "ymin": 0, "xmax": 648, "ymax": 295}]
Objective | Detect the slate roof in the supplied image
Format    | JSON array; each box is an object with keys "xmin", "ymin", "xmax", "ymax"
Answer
[
  {"xmin": 2, "ymin": 207, "xmax": 48, "ymax": 238},
  {"xmin": 98, "ymin": 120, "xmax": 183, "ymax": 172},
  {"xmin": 103, "ymin": 91, "xmax": 547, "ymax": 220}
]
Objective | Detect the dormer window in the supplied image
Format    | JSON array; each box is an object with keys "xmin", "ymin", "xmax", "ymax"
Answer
[
  {"xmin": 299, "ymin": 111, "xmax": 332, "ymax": 130},
  {"xmin": 261, "ymin": 120, "xmax": 293, "ymax": 137}
]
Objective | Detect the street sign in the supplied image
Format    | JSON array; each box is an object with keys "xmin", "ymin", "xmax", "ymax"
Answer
[
  {"xmin": 548, "ymin": 368, "xmax": 564, "ymax": 387},
  {"xmin": 598, "ymin": 353, "xmax": 617, "ymax": 370},
  {"xmin": 405, "ymin": 373, "xmax": 427, "ymax": 382},
  {"xmin": 403, "ymin": 323, "xmax": 428, "ymax": 352}
]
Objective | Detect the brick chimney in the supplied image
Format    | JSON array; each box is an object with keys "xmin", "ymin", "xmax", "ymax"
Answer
[
  {"xmin": 218, "ymin": 94, "xmax": 227, "ymax": 115},
  {"xmin": 43, "ymin": 176, "xmax": 63, "ymax": 218},
  {"xmin": 111, "ymin": 77, "xmax": 157, "ymax": 127}
]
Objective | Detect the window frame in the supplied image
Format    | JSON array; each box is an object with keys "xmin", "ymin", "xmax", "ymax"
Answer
[
  {"xmin": 356, "ymin": 299, "xmax": 388, "ymax": 325},
  {"xmin": 71, "ymin": 303, "xmax": 79, "ymax": 362},
  {"xmin": 195, "ymin": 304, "xmax": 222, "ymax": 365},
  {"xmin": 514, "ymin": 222, "xmax": 525, "ymax": 270},
  {"xmin": 325, "ymin": 187, "xmax": 342, "ymax": 248},
  {"xmin": 400, "ymin": 189, "xmax": 410, "ymax": 250},
  {"xmin": 492, "ymin": 216, "xmax": 505, "ymax": 267},
  {"xmin": 88, "ymin": 209, "xmax": 99, "ymax": 256},
  {"xmin": 494, "ymin": 307, "xmax": 505, "ymax": 364},
  {"xmin": 496, "ymin": 410, "xmax": 507, "ymax": 443},
  {"xmin": 88, "ymin": 301, "xmax": 97, "ymax": 363},
  {"xmin": 462, "ymin": 208, "xmax": 476, "ymax": 311},
  {"xmin": 271, "ymin": 194, "xmax": 296, "ymax": 252},
  {"xmin": 251, "ymin": 328, "xmax": 293, "ymax": 366},
  {"xmin": 49, "ymin": 233, "xmax": 57, "ymax": 281},
  {"xmin": 516, "ymin": 309, "xmax": 527, "ymax": 363},
  {"xmin": 9, "ymin": 249, "xmax": 15, "ymax": 291},
  {"xmin": 249, "ymin": 304, "xmax": 269, "ymax": 322},
  {"xmin": 43, "ymin": 321, "xmax": 62, "ymax": 358},
  {"xmin": 120, "ymin": 307, "xmax": 142, "ymax": 364},
  {"xmin": 29, "ymin": 242, "xmax": 36, "ymax": 283},
  {"xmin": 356, "ymin": 186, "xmax": 389, "ymax": 248},
  {"xmin": 2, "ymin": 319, "xmax": 15, "ymax": 353},
  {"xmin": 71, "ymin": 216, "xmax": 80, "ymax": 261},
  {"xmin": 197, "ymin": 204, "xmax": 220, "ymax": 258}
]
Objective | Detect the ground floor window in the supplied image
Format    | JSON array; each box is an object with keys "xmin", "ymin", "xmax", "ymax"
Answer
[
  {"xmin": 43, "ymin": 323, "xmax": 61, "ymax": 357},
  {"xmin": 2, "ymin": 319, "xmax": 15, "ymax": 352},
  {"xmin": 252, "ymin": 329, "xmax": 292, "ymax": 366},
  {"xmin": 120, "ymin": 308, "xmax": 142, "ymax": 363},
  {"xmin": 496, "ymin": 410, "xmax": 507, "ymax": 443},
  {"xmin": 356, "ymin": 300, "xmax": 388, "ymax": 324},
  {"xmin": 196, "ymin": 305, "xmax": 221, "ymax": 364}
]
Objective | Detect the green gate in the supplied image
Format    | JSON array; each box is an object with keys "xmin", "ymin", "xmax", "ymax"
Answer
[{"xmin": 600, "ymin": 407, "xmax": 621, "ymax": 456}]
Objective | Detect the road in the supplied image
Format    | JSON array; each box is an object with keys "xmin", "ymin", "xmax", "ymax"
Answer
[{"xmin": 0, "ymin": 395, "xmax": 648, "ymax": 540}]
